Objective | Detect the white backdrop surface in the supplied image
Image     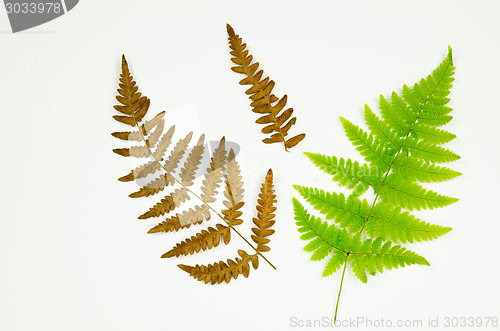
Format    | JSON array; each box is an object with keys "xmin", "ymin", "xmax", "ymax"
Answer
[{"xmin": 0, "ymin": 1, "xmax": 499, "ymax": 330}]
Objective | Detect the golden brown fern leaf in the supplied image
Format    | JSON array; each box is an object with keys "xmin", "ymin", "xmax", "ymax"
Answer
[
  {"xmin": 162, "ymin": 224, "xmax": 230, "ymax": 258},
  {"xmin": 128, "ymin": 174, "xmax": 173, "ymax": 198},
  {"xmin": 222, "ymin": 149, "xmax": 245, "ymax": 226},
  {"xmin": 251, "ymin": 169, "xmax": 276, "ymax": 252},
  {"xmin": 226, "ymin": 24, "xmax": 306, "ymax": 151},
  {"xmin": 178, "ymin": 250, "xmax": 259, "ymax": 284},
  {"xmin": 138, "ymin": 187, "xmax": 189, "ymax": 220},
  {"xmin": 147, "ymin": 213, "xmax": 204, "ymax": 234}
]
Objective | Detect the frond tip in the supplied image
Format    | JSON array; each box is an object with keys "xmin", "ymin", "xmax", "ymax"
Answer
[{"xmin": 227, "ymin": 23, "xmax": 305, "ymax": 151}]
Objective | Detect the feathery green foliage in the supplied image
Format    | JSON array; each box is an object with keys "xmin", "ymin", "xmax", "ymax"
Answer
[{"xmin": 293, "ymin": 47, "xmax": 460, "ymax": 320}]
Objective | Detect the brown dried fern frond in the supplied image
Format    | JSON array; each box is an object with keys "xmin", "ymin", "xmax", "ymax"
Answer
[
  {"xmin": 112, "ymin": 55, "xmax": 278, "ymax": 284},
  {"xmin": 227, "ymin": 23, "xmax": 306, "ymax": 151}
]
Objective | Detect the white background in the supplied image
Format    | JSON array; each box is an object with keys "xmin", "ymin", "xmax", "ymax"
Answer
[{"xmin": 1, "ymin": 1, "xmax": 499, "ymax": 330}]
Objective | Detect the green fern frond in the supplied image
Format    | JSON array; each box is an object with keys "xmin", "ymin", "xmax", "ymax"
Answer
[{"xmin": 293, "ymin": 48, "xmax": 460, "ymax": 320}]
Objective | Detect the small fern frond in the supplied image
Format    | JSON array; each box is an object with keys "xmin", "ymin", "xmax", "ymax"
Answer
[
  {"xmin": 251, "ymin": 169, "xmax": 276, "ymax": 252},
  {"xmin": 226, "ymin": 23, "xmax": 305, "ymax": 151},
  {"xmin": 178, "ymin": 250, "xmax": 259, "ymax": 284}
]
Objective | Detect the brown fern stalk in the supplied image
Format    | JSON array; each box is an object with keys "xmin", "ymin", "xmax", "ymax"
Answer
[
  {"xmin": 227, "ymin": 23, "xmax": 305, "ymax": 151},
  {"xmin": 112, "ymin": 55, "xmax": 277, "ymax": 273}
]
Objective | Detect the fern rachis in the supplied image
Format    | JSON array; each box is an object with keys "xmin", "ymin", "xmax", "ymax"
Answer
[
  {"xmin": 293, "ymin": 47, "xmax": 460, "ymax": 320},
  {"xmin": 112, "ymin": 56, "xmax": 278, "ymax": 282}
]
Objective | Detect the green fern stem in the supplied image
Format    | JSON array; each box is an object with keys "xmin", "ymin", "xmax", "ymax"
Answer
[
  {"xmin": 358, "ymin": 59, "xmax": 453, "ymax": 234},
  {"xmin": 334, "ymin": 254, "xmax": 349, "ymax": 322}
]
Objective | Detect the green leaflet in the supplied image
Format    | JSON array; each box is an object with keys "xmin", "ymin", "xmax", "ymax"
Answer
[
  {"xmin": 393, "ymin": 154, "xmax": 461, "ymax": 183},
  {"xmin": 293, "ymin": 199, "xmax": 429, "ymax": 283},
  {"xmin": 293, "ymin": 47, "xmax": 460, "ymax": 320},
  {"xmin": 376, "ymin": 173, "xmax": 458, "ymax": 211},
  {"xmin": 304, "ymin": 152, "xmax": 382, "ymax": 196},
  {"xmin": 294, "ymin": 185, "xmax": 370, "ymax": 232}
]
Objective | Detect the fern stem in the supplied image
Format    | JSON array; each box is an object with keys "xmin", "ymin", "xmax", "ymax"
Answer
[
  {"xmin": 334, "ymin": 256, "xmax": 349, "ymax": 323},
  {"xmin": 131, "ymin": 115, "xmax": 277, "ymax": 270}
]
